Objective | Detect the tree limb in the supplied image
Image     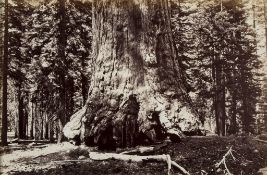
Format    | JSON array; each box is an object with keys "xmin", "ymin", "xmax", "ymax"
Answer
[
  {"xmin": 119, "ymin": 143, "xmax": 168, "ymax": 155},
  {"xmin": 215, "ymin": 146, "xmax": 236, "ymax": 175},
  {"xmin": 254, "ymin": 139, "xmax": 267, "ymax": 144},
  {"xmin": 89, "ymin": 152, "xmax": 190, "ymax": 175}
]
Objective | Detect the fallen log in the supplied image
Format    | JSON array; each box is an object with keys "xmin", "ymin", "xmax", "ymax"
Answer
[
  {"xmin": 90, "ymin": 152, "xmax": 168, "ymax": 162},
  {"xmin": 9, "ymin": 139, "xmax": 51, "ymax": 144},
  {"xmin": 53, "ymin": 159, "xmax": 93, "ymax": 163},
  {"xmin": 120, "ymin": 143, "xmax": 168, "ymax": 155},
  {"xmin": 120, "ymin": 146, "xmax": 155, "ymax": 154},
  {"xmin": 89, "ymin": 152, "xmax": 190, "ymax": 175}
]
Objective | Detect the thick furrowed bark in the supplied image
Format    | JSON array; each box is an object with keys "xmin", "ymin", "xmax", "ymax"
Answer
[{"xmin": 64, "ymin": 0, "xmax": 199, "ymax": 148}]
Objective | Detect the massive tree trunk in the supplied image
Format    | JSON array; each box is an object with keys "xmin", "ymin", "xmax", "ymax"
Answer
[{"xmin": 64, "ymin": 0, "xmax": 199, "ymax": 148}]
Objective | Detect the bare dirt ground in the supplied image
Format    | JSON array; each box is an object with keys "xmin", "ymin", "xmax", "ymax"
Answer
[{"xmin": 1, "ymin": 136, "xmax": 267, "ymax": 175}]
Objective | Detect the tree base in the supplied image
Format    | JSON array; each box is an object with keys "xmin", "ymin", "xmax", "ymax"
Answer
[{"xmin": 64, "ymin": 92, "xmax": 196, "ymax": 150}]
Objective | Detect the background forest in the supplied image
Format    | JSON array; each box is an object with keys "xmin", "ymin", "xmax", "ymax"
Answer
[
  {"xmin": 2, "ymin": 0, "xmax": 267, "ymax": 175},
  {"xmin": 0, "ymin": 0, "xmax": 267, "ymax": 144}
]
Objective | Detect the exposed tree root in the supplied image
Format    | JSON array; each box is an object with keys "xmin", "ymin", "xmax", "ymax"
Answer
[
  {"xmin": 215, "ymin": 146, "xmax": 236, "ymax": 175},
  {"xmin": 89, "ymin": 152, "xmax": 190, "ymax": 175}
]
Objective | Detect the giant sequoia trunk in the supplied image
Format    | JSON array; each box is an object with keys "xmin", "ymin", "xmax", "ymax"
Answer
[{"xmin": 64, "ymin": 0, "xmax": 199, "ymax": 148}]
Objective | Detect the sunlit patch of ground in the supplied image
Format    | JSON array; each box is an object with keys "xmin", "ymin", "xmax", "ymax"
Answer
[
  {"xmin": 1, "ymin": 136, "xmax": 267, "ymax": 175},
  {"xmin": 0, "ymin": 142, "xmax": 77, "ymax": 174}
]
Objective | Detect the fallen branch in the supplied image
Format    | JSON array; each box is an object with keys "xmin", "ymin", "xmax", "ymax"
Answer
[
  {"xmin": 254, "ymin": 139, "xmax": 267, "ymax": 144},
  {"xmin": 89, "ymin": 152, "xmax": 190, "ymax": 175},
  {"xmin": 120, "ymin": 146, "xmax": 155, "ymax": 154},
  {"xmin": 171, "ymin": 161, "xmax": 190, "ymax": 175},
  {"xmin": 90, "ymin": 152, "xmax": 168, "ymax": 162},
  {"xmin": 53, "ymin": 159, "xmax": 92, "ymax": 163},
  {"xmin": 166, "ymin": 154, "xmax": 171, "ymax": 175},
  {"xmin": 27, "ymin": 145, "xmax": 48, "ymax": 149},
  {"xmin": 120, "ymin": 143, "xmax": 168, "ymax": 155},
  {"xmin": 9, "ymin": 139, "xmax": 51, "ymax": 144},
  {"xmin": 215, "ymin": 146, "xmax": 236, "ymax": 175}
]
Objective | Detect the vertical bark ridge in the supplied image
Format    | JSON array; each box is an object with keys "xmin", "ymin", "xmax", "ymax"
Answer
[{"xmin": 64, "ymin": 0, "xmax": 199, "ymax": 148}]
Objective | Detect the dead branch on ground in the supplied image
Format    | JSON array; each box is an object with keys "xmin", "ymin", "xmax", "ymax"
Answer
[
  {"xmin": 254, "ymin": 139, "xmax": 267, "ymax": 144},
  {"xmin": 119, "ymin": 143, "xmax": 168, "ymax": 155},
  {"xmin": 215, "ymin": 146, "xmax": 236, "ymax": 175},
  {"xmin": 89, "ymin": 152, "xmax": 190, "ymax": 175}
]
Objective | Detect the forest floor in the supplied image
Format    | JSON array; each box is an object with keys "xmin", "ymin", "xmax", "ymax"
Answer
[{"xmin": 1, "ymin": 136, "xmax": 267, "ymax": 175}]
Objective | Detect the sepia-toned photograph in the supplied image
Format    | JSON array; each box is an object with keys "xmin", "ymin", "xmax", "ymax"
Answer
[{"xmin": 0, "ymin": 0, "xmax": 267, "ymax": 174}]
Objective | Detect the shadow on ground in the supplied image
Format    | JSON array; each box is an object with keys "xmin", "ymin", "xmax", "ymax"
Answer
[{"xmin": 1, "ymin": 136, "xmax": 267, "ymax": 175}]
